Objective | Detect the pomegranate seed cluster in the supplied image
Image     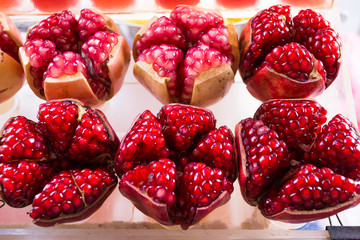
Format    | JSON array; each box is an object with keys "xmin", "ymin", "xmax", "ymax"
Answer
[
  {"xmin": 21, "ymin": 8, "xmax": 130, "ymax": 105},
  {"xmin": 133, "ymin": 5, "xmax": 239, "ymax": 106},
  {"xmin": 0, "ymin": 99, "xmax": 119, "ymax": 226},
  {"xmin": 239, "ymin": 5, "xmax": 341, "ymax": 101},
  {"xmin": 116, "ymin": 104, "xmax": 236, "ymax": 229},
  {"xmin": 236, "ymin": 99, "xmax": 360, "ymax": 223}
]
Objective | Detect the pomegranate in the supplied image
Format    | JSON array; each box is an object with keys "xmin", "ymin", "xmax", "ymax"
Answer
[
  {"xmin": 133, "ymin": 5, "xmax": 240, "ymax": 107},
  {"xmin": 19, "ymin": 9, "xmax": 130, "ymax": 107},
  {"xmin": 0, "ymin": 12, "xmax": 24, "ymax": 104},
  {"xmin": 115, "ymin": 104, "xmax": 237, "ymax": 229},
  {"xmin": 236, "ymin": 99, "xmax": 360, "ymax": 223},
  {"xmin": 239, "ymin": 5, "xmax": 341, "ymax": 101},
  {"xmin": 0, "ymin": 99, "xmax": 119, "ymax": 225}
]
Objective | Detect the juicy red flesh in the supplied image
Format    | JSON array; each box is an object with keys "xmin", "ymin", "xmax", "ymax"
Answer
[
  {"xmin": 135, "ymin": 5, "xmax": 235, "ymax": 104},
  {"xmin": 25, "ymin": 9, "xmax": 120, "ymax": 101},
  {"xmin": 0, "ymin": 116, "xmax": 49, "ymax": 162},
  {"xmin": 255, "ymin": 43, "xmax": 318, "ymax": 81},
  {"xmin": 29, "ymin": 167, "xmax": 117, "ymax": 221},
  {"xmin": 116, "ymin": 104, "xmax": 236, "ymax": 229},
  {"xmin": 115, "ymin": 110, "xmax": 169, "ymax": 175},
  {"xmin": 0, "ymin": 160, "xmax": 54, "ymax": 207},
  {"xmin": 174, "ymin": 162, "xmax": 233, "ymax": 226},
  {"xmin": 304, "ymin": 28, "xmax": 341, "ymax": 86},
  {"xmin": 44, "ymin": 51, "xmax": 88, "ymax": 79},
  {"xmin": 137, "ymin": 44, "xmax": 183, "ymax": 99},
  {"xmin": 27, "ymin": 10, "xmax": 78, "ymax": 53},
  {"xmin": 24, "ymin": 39, "xmax": 59, "ymax": 96},
  {"xmin": 121, "ymin": 158, "xmax": 176, "ymax": 206},
  {"xmin": 37, "ymin": 101, "xmax": 79, "ymax": 153},
  {"xmin": 304, "ymin": 114, "xmax": 360, "ymax": 181},
  {"xmin": 78, "ymin": 8, "xmax": 107, "ymax": 42},
  {"xmin": 0, "ymin": 28, "xmax": 20, "ymax": 62},
  {"xmin": 239, "ymin": 118, "xmax": 290, "ymax": 205},
  {"xmin": 259, "ymin": 164, "xmax": 360, "ymax": 216},
  {"xmin": 254, "ymin": 99, "xmax": 327, "ymax": 151},
  {"xmin": 157, "ymin": 104, "xmax": 216, "ymax": 151},
  {"xmin": 135, "ymin": 16, "xmax": 187, "ymax": 57}
]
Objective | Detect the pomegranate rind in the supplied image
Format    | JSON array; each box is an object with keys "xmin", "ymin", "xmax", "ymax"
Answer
[
  {"xmin": 238, "ymin": 19, "xmax": 254, "ymax": 82},
  {"xmin": 133, "ymin": 61, "xmax": 174, "ymax": 105},
  {"xmin": 190, "ymin": 63, "xmax": 235, "ymax": 109},
  {"xmin": 119, "ymin": 180, "xmax": 173, "ymax": 226},
  {"xmin": 0, "ymin": 53, "xmax": 24, "ymax": 103},
  {"xmin": 43, "ymin": 72, "xmax": 100, "ymax": 106},
  {"xmin": 235, "ymin": 122, "xmax": 253, "ymax": 206},
  {"xmin": 185, "ymin": 190, "xmax": 231, "ymax": 229},
  {"xmin": 260, "ymin": 194, "xmax": 360, "ymax": 223},
  {"xmin": 224, "ymin": 23, "xmax": 240, "ymax": 74},
  {"xmin": 0, "ymin": 12, "xmax": 24, "ymax": 103},
  {"xmin": 32, "ymin": 175, "xmax": 118, "ymax": 227},
  {"xmin": 106, "ymin": 35, "xmax": 131, "ymax": 101},
  {"xmin": 246, "ymin": 64, "xmax": 325, "ymax": 102}
]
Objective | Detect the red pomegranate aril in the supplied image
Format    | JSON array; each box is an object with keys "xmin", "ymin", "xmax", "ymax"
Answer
[
  {"xmin": 304, "ymin": 114, "xmax": 360, "ymax": 181},
  {"xmin": 0, "ymin": 116, "xmax": 49, "ymax": 162},
  {"xmin": 30, "ymin": 167, "xmax": 117, "ymax": 226},
  {"xmin": 237, "ymin": 118, "xmax": 291, "ymax": 205},
  {"xmin": 0, "ymin": 30, "xmax": 20, "ymax": 62},
  {"xmin": 137, "ymin": 44, "xmax": 183, "ymax": 99},
  {"xmin": 0, "ymin": 160, "xmax": 54, "ymax": 208},
  {"xmin": 78, "ymin": 8, "xmax": 107, "ymax": 42},
  {"xmin": 44, "ymin": 51, "xmax": 88, "ymax": 79},
  {"xmin": 259, "ymin": 164, "xmax": 360, "ymax": 220},
  {"xmin": 27, "ymin": 10, "xmax": 78, "ymax": 53},
  {"xmin": 254, "ymin": 99, "xmax": 327, "ymax": 152}
]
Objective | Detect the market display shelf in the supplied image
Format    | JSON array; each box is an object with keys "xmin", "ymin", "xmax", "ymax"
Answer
[{"xmin": 0, "ymin": 1, "xmax": 358, "ymax": 239}]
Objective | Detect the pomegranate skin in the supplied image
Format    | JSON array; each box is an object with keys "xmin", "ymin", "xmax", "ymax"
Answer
[{"xmin": 0, "ymin": 12, "xmax": 24, "ymax": 104}]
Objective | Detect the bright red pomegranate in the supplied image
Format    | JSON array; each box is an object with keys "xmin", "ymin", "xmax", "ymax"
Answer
[
  {"xmin": 133, "ymin": 5, "xmax": 240, "ymax": 107},
  {"xmin": 0, "ymin": 99, "xmax": 119, "ymax": 224},
  {"xmin": 19, "ymin": 9, "xmax": 130, "ymax": 106},
  {"xmin": 239, "ymin": 5, "xmax": 341, "ymax": 101},
  {"xmin": 29, "ymin": 167, "xmax": 117, "ymax": 226},
  {"xmin": 0, "ymin": 12, "xmax": 24, "ymax": 104},
  {"xmin": 115, "ymin": 104, "xmax": 237, "ymax": 229},
  {"xmin": 236, "ymin": 99, "xmax": 360, "ymax": 223}
]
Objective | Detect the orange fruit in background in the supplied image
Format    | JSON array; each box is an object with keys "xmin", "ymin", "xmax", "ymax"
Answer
[
  {"xmin": 32, "ymin": 0, "xmax": 78, "ymax": 12},
  {"xmin": 155, "ymin": 0, "xmax": 200, "ymax": 9}
]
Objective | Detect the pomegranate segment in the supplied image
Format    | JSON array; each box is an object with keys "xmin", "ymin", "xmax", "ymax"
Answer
[
  {"xmin": 239, "ymin": 5, "xmax": 341, "ymax": 101},
  {"xmin": 20, "ymin": 9, "xmax": 130, "ymax": 106},
  {"xmin": 0, "ymin": 12, "xmax": 24, "ymax": 104},
  {"xmin": 0, "ymin": 160, "xmax": 54, "ymax": 208},
  {"xmin": 259, "ymin": 164, "xmax": 360, "ymax": 223},
  {"xmin": 116, "ymin": 104, "xmax": 236, "ymax": 229},
  {"xmin": 0, "ymin": 99, "xmax": 120, "ymax": 225},
  {"xmin": 236, "ymin": 99, "xmax": 360, "ymax": 223},
  {"xmin": 133, "ymin": 5, "xmax": 240, "ymax": 107},
  {"xmin": 30, "ymin": 167, "xmax": 118, "ymax": 227}
]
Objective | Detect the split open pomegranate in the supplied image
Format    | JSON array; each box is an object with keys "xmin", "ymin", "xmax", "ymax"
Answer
[
  {"xmin": 19, "ymin": 9, "xmax": 130, "ymax": 106},
  {"xmin": 115, "ymin": 104, "xmax": 237, "ymax": 229},
  {"xmin": 0, "ymin": 99, "xmax": 119, "ymax": 225},
  {"xmin": 133, "ymin": 5, "xmax": 240, "ymax": 107},
  {"xmin": 236, "ymin": 99, "xmax": 360, "ymax": 223},
  {"xmin": 0, "ymin": 12, "xmax": 24, "ymax": 104},
  {"xmin": 239, "ymin": 5, "xmax": 341, "ymax": 101}
]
